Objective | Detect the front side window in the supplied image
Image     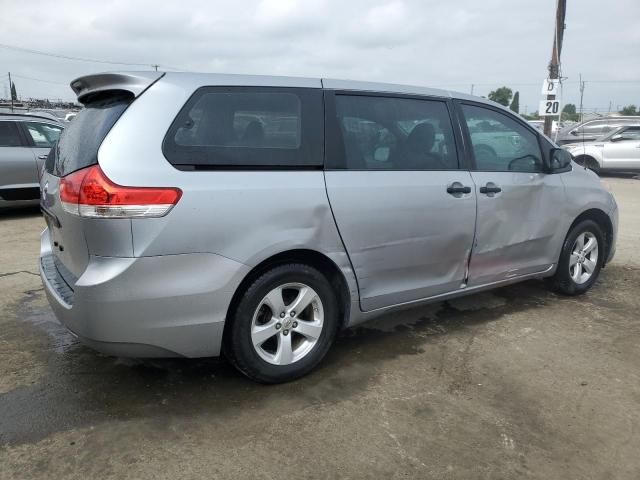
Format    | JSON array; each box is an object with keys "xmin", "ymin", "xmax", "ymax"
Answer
[
  {"xmin": 25, "ymin": 122, "xmax": 63, "ymax": 148},
  {"xmin": 0, "ymin": 121, "xmax": 22, "ymax": 147},
  {"xmin": 332, "ymin": 95, "xmax": 458, "ymax": 170},
  {"xmin": 164, "ymin": 87, "xmax": 322, "ymax": 168},
  {"xmin": 461, "ymin": 104, "xmax": 543, "ymax": 172}
]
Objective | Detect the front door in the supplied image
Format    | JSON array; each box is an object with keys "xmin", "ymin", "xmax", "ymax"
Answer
[
  {"xmin": 602, "ymin": 126, "xmax": 640, "ymax": 170},
  {"xmin": 457, "ymin": 102, "xmax": 566, "ymax": 287},
  {"xmin": 324, "ymin": 92, "xmax": 476, "ymax": 311}
]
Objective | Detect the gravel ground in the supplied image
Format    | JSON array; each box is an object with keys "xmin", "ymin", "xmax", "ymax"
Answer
[{"xmin": 0, "ymin": 176, "xmax": 638, "ymax": 480}]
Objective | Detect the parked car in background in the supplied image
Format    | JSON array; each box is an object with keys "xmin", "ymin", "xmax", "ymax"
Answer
[
  {"xmin": 556, "ymin": 116, "xmax": 640, "ymax": 145},
  {"xmin": 40, "ymin": 72, "xmax": 617, "ymax": 383},
  {"xmin": 564, "ymin": 124, "xmax": 640, "ymax": 173},
  {"xmin": 527, "ymin": 119, "xmax": 565, "ymax": 134},
  {"xmin": 28, "ymin": 111, "xmax": 62, "ymax": 122},
  {"xmin": 0, "ymin": 113, "xmax": 63, "ymax": 207}
]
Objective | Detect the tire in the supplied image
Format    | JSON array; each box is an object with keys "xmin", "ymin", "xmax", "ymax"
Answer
[
  {"xmin": 547, "ymin": 219, "xmax": 605, "ymax": 296},
  {"xmin": 224, "ymin": 263, "xmax": 339, "ymax": 384}
]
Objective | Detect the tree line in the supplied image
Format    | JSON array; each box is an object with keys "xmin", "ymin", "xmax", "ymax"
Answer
[{"xmin": 486, "ymin": 85, "xmax": 638, "ymax": 122}]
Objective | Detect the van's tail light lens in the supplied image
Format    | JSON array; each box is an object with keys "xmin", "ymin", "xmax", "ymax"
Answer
[{"xmin": 59, "ymin": 165, "xmax": 182, "ymax": 218}]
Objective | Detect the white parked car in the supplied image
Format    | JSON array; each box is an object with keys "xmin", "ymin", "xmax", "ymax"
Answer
[{"xmin": 564, "ymin": 124, "xmax": 640, "ymax": 173}]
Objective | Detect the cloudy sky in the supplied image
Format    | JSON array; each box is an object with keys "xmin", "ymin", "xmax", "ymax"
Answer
[{"xmin": 1, "ymin": 0, "xmax": 638, "ymax": 113}]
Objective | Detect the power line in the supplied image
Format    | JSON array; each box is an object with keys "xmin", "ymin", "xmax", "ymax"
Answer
[
  {"xmin": 9, "ymin": 73, "xmax": 68, "ymax": 85},
  {"xmin": 0, "ymin": 42, "xmax": 180, "ymax": 70}
]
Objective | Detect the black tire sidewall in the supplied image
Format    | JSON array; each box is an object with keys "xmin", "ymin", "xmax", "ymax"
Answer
[
  {"xmin": 227, "ymin": 264, "xmax": 338, "ymax": 383},
  {"xmin": 554, "ymin": 219, "xmax": 605, "ymax": 295}
]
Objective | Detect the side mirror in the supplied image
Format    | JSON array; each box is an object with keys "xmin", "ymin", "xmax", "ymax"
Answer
[
  {"xmin": 610, "ymin": 134, "xmax": 624, "ymax": 142},
  {"xmin": 549, "ymin": 148, "xmax": 572, "ymax": 172},
  {"xmin": 570, "ymin": 129, "xmax": 579, "ymax": 136}
]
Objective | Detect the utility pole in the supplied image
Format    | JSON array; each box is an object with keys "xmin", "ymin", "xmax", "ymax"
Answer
[
  {"xmin": 470, "ymin": 84, "xmax": 474, "ymax": 95},
  {"xmin": 152, "ymin": 64, "xmax": 159, "ymax": 72},
  {"xmin": 8, "ymin": 71, "xmax": 14, "ymax": 112},
  {"xmin": 579, "ymin": 74, "xmax": 585, "ymax": 123},
  {"xmin": 543, "ymin": 0, "xmax": 567, "ymax": 136}
]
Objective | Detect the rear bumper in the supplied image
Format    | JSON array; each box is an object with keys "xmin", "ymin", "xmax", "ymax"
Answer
[{"xmin": 40, "ymin": 228, "xmax": 250, "ymax": 358}]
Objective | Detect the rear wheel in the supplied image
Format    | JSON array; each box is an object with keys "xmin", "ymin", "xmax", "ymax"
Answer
[
  {"xmin": 547, "ymin": 219, "xmax": 605, "ymax": 296},
  {"xmin": 225, "ymin": 264, "xmax": 338, "ymax": 383}
]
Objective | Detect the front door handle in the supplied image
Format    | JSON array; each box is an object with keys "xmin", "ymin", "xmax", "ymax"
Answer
[
  {"xmin": 479, "ymin": 183, "xmax": 502, "ymax": 195},
  {"xmin": 446, "ymin": 183, "xmax": 472, "ymax": 195},
  {"xmin": 38, "ymin": 155, "xmax": 49, "ymax": 160}
]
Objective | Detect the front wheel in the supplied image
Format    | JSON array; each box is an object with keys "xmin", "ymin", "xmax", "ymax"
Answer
[
  {"xmin": 224, "ymin": 264, "xmax": 339, "ymax": 383},
  {"xmin": 547, "ymin": 219, "xmax": 605, "ymax": 295}
]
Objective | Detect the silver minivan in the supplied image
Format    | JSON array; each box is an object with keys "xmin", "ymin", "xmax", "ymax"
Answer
[{"xmin": 39, "ymin": 72, "xmax": 618, "ymax": 383}]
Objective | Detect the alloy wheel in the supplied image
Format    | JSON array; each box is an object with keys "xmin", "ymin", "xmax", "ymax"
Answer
[
  {"xmin": 569, "ymin": 232, "xmax": 599, "ymax": 285},
  {"xmin": 250, "ymin": 283, "xmax": 324, "ymax": 365}
]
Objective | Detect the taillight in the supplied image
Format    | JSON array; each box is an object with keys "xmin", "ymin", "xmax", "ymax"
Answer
[{"xmin": 59, "ymin": 165, "xmax": 182, "ymax": 218}]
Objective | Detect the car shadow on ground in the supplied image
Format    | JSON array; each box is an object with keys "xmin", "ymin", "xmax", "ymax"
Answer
[
  {"xmin": 1, "ymin": 276, "xmax": 558, "ymax": 446},
  {"xmin": 0, "ymin": 206, "xmax": 41, "ymax": 221}
]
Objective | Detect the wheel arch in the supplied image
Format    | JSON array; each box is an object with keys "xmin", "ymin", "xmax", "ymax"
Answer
[
  {"xmin": 573, "ymin": 154, "xmax": 601, "ymax": 171},
  {"xmin": 224, "ymin": 249, "xmax": 352, "ymax": 338},
  {"xmin": 567, "ymin": 208, "xmax": 613, "ymax": 266}
]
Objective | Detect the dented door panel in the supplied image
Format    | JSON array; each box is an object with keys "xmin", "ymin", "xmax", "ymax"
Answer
[{"xmin": 467, "ymin": 171, "xmax": 567, "ymax": 286}]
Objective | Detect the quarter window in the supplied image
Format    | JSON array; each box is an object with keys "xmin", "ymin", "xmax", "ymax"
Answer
[
  {"xmin": 461, "ymin": 104, "xmax": 543, "ymax": 172},
  {"xmin": 332, "ymin": 95, "xmax": 458, "ymax": 170},
  {"xmin": 163, "ymin": 87, "xmax": 322, "ymax": 168},
  {"xmin": 0, "ymin": 121, "xmax": 22, "ymax": 147}
]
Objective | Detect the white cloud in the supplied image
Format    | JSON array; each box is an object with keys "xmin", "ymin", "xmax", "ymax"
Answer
[{"xmin": 0, "ymin": 0, "xmax": 638, "ymax": 112}]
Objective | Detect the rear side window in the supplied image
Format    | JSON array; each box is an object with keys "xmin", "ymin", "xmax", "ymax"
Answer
[
  {"xmin": 0, "ymin": 121, "xmax": 22, "ymax": 147},
  {"xmin": 328, "ymin": 95, "xmax": 459, "ymax": 170},
  {"xmin": 163, "ymin": 87, "xmax": 323, "ymax": 168},
  {"xmin": 47, "ymin": 93, "xmax": 132, "ymax": 176},
  {"xmin": 24, "ymin": 122, "xmax": 63, "ymax": 148}
]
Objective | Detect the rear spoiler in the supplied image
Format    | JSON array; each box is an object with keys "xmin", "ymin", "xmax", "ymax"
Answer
[{"xmin": 70, "ymin": 72, "xmax": 164, "ymax": 104}]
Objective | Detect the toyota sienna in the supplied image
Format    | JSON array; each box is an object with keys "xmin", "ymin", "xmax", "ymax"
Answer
[{"xmin": 39, "ymin": 72, "xmax": 618, "ymax": 383}]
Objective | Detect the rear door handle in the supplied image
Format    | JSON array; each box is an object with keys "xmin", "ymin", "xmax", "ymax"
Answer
[
  {"xmin": 446, "ymin": 183, "xmax": 471, "ymax": 195},
  {"xmin": 479, "ymin": 183, "xmax": 502, "ymax": 195},
  {"xmin": 38, "ymin": 155, "xmax": 48, "ymax": 160}
]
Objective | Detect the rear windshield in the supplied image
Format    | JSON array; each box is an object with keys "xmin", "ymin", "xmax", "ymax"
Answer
[{"xmin": 46, "ymin": 93, "xmax": 132, "ymax": 176}]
